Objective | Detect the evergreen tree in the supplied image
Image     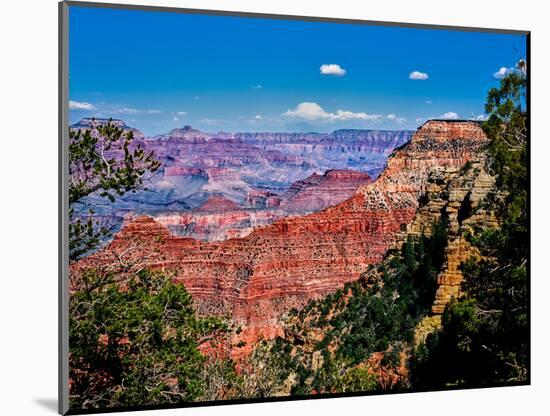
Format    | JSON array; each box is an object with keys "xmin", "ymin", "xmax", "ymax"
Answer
[
  {"xmin": 68, "ymin": 119, "xmax": 160, "ymax": 261},
  {"xmin": 70, "ymin": 269, "xmax": 229, "ymax": 408}
]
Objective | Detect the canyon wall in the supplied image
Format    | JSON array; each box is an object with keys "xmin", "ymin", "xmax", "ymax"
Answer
[
  {"xmin": 72, "ymin": 120, "xmax": 488, "ymax": 358},
  {"xmin": 395, "ymin": 156, "xmax": 499, "ymax": 315},
  {"xmin": 153, "ymin": 170, "xmax": 372, "ymax": 241},
  {"xmin": 236, "ymin": 129, "xmax": 411, "ymax": 177},
  {"xmin": 280, "ymin": 170, "xmax": 372, "ymax": 213},
  {"xmin": 70, "ymin": 120, "xmax": 411, "ymax": 218}
]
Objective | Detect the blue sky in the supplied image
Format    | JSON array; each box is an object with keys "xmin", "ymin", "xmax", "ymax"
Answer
[{"xmin": 68, "ymin": 6, "xmax": 527, "ymax": 135}]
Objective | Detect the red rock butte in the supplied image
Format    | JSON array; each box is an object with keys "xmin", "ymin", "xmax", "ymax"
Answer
[
  {"xmin": 197, "ymin": 195, "xmax": 241, "ymax": 212},
  {"xmin": 281, "ymin": 169, "xmax": 372, "ymax": 213},
  {"xmin": 72, "ymin": 120, "xmax": 488, "ymax": 358}
]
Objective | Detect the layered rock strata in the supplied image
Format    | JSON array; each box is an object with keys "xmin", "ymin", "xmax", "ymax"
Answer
[
  {"xmin": 280, "ymin": 170, "xmax": 372, "ymax": 213},
  {"xmin": 70, "ymin": 119, "xmax": 412, "ymax": 217},
  {"xmin": 154, "ymin": 169, "xmax": 372, "ymax": 242},
  {"xmin": 154, "ymin": 195, "xmax": 286, "ymax": 242},
  {"xmin": 395, "ymin": 155, "xmax": 499, "ymax": 314},
  {"xmin": 72, "ymin": 120, "xmax": 488, "ymax": 357}
]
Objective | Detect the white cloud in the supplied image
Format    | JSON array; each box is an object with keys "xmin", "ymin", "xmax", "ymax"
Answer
[
  {"xmin": 416, "ymin": 117, "xmax": 425, "ymax": 125},
  {"xmin": 409, "ymin": 71, "xmax": 429, "ymax": 80},
  {"xmin": 387, "ymin": 114, "xmax": 407, "ymax": 124},
  {"xmin": 117, "ymin": 107, "xmax": 161, "ymax": 115},
  {"xmin": 284, "ymin": 103, "xmax": 329, "ymax": 120},
  {"xmin": 177, "ymin": 111, "xmax": 188, "ymax": 116},
  {"xmin": 474, "ymin": 114, "xmax": 488, "ymax": 121},
  {"xmin": 493, "ymin": 60, "xmax": 527, "ymax": 79},
  {"xmin": 252, "ymin": 84, "xmax": 263, "ymax": 89},
  {"xmin": 425, "ymin": 100, "xmax": 432, "ymax": 104},
  {"xmin": 333, "ymin": 110, "xmax": 381, "ymax": 121},
  {"xmin": 283, "ymin": 102, "xmax": 381, "ymax": 122},
  {"xmin": 173, "ymin": 116, "xmax": 178, "ymax": 122},
  {"xmin": 320, "ymin": 64, "xmax": 346, "ymax": 76},
  {"xmin": 69, "ymin": 100, "xmax": 96, "ymax": 111},
  {"xmin": 254, "ymin": 115, "xmax": 263, "ymax": 120},
  {"xmin": 493, "ymin": 59, "xmax": 527, "ymax": 79},
  {"xmin": 493, "ymin": 67, "xmax": 513, "ymax": 80},
  {"xmin": 439, "ymin": 111, "xmax": 460, "ymax": 120}
]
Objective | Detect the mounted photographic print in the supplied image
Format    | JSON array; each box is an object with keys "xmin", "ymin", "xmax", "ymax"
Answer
[{"xmin": 59, "ymin": 1, "xmax": 530, "ymax": 414}]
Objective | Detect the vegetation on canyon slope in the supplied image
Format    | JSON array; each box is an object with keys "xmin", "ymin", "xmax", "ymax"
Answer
[
  {"xmin": 412, "ymin": 63, "xmax": 528, "ymax": 386},
  {"xmin": 68, "ymin": 64, "xmax": 528, "ymax": 408},
  {"xmin": 67, "ymin": 121, "xmax": 215, "ymax": 408},
  {"xmin": 252, "ymin": 220, "xmax": 449, "ymax": 396},
  {"xmin": 69, "ymin": 269, "xmax": 231, "ymax": 408},
  {"xmin": 68, "ymin": 120, "xmax": 241, "ymax": 408},
  {"xmin": 237, "ymin": 63, "xmax": 528, "ymax": 395}
]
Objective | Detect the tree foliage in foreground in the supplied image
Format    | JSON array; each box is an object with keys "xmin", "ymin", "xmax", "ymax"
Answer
[
  {"xmin": 413, "ymin": 61, "xmax": 528, "ymax": 387},
  {"xmin": 69, "ymin": 120, "xmax": 160, "ymax": 261},
  {"xmin": 69, "ymin": 269, "xmax": 230, "ymax": 409}
]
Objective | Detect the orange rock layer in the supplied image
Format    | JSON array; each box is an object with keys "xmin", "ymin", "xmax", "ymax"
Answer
[{"xmin": 72, "ymin": 120, "xmax": 488, "ymax": 358}]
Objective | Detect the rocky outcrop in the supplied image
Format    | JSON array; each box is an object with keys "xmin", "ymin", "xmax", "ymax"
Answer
[
  {"xmin": 245, "ymin": 190, "xmax": 282, "ymax": 209},
  {"xmin": 281, "ymin": 170, "xmax": 372, "ymax": 213},
  {"xmin": 154, "ymin": 194, "xmax": 286, "ymax": 242},
  {"xmin": 153, "ymin": 125, "xmax": 208, "ymax": 141},
  {"xmin": 72, "ymin": 120, "xmax": 488, "ymax": 358},
  {"xmin": 431, "ymin": 160, "xmax": 498, "ymax": 314},
  {"xmin": 431, "ymin": 163, "xmax": 497, "ymax": 314},
  {"xmin": 394, "ymin": 155, "xmax": 499, "ymax": 314},
  {"xmin": 197, "ymin": 195, "xmax": 241, "ymax": 212}
]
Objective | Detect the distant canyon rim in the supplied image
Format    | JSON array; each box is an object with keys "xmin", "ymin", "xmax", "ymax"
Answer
[{"xmin": 71, "ymin": 119, "xmax": 412, "ymax": 241}]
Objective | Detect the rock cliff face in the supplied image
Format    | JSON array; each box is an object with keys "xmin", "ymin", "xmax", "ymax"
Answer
[
  {"xmin": 150, "ymin": 169, "xmax": 372, "ymax": 242},
  {"xmin": 395, "ymin": 156, "xmax": 499, "ymax": 314},
  {"xmin": 388, "ymin": 121, "xmax": 497, "ymax": 315},
  {"xmin": 245, "ymin": 190, "xmax": 282, "ymax": 209},
  {"xmin": 280, "ymin": 170, "xmax": 372, "ymax": 213},
  {"xmin": 154, "ymin": 195, "xmax": 286, "ymax": 242},
  {"xmin": 72, "ymin": 120, "xmax": 487, "ymax": 358}
]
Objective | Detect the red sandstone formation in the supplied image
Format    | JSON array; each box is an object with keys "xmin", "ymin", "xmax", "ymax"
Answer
[
  {"xmin": 72, "ymin": 120, "xmax": 488, "ymax": 359},
  {"xmin": 281, "ymin": 169, "xmax": 372, "ymax": 213},
  {"xmin": 154, "ymin": 195, "xmax": 286, "ymax": 242},
  {"xmin": 246, "ymin": 169, "xmax": 371, "ymax": 214},
  {"xmin": 154, "ymin": 169, "xmax": 373, "ymax": 242},
  {"xmin": 197, "ymin": 195, "xmax": 241, "ymax": 212}
]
